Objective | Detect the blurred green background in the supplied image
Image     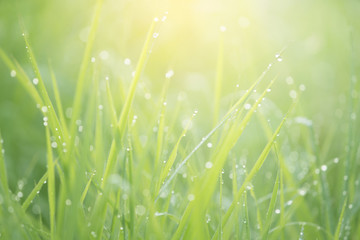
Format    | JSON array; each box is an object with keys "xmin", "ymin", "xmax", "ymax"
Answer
[{"xmin": 0, "ymin": 0, "xmax": 360, "ymax": 237}]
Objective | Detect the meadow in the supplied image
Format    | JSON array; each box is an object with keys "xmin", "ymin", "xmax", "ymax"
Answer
[{"xmin": 0, "ymin": 0, "xmax": 360, "ymax": 239}]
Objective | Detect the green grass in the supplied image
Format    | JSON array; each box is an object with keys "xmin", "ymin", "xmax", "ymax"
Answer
[{"xmin": 0, "ymin": 0, "xmax": 360, "ymax": 239}]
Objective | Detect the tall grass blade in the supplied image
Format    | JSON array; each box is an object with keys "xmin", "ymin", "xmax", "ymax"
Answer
[{"xmin": 46, "ymin": 127, "xmax": 56, "ymax": 239}]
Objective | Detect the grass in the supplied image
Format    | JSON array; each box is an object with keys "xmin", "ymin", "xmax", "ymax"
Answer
[{"xmin": 0, "ymin": 0, "xmax": 360, "ymax": 239}]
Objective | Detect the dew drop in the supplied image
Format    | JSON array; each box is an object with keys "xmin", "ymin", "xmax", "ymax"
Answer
[
  {"xmin": 320, "ymin": 165, "xmax": 327, "ymax": 172},
  {"xmin": 41, "ymin": 106, "xmax": 48, "ymax": 113},
  {"xmin": 153, "ymin": 32, "xmax": 159, "ymax": 38},
  {"xmin": 124, "ymin": 58, "xmax": 131, "ymax": 65},
  {"xmin": 165, "ymin": 70, "xmax": 174, "ymax": 79},
  {"xmin": 10, "ymin": 70, "xmax": 16, "ymax": 78},
  {"xmin": 135, "ymin": 205, "xmax": 146, "ymax": 216},
  {"xmin": 65, "ymin": 199, "xmax": 72, "ymax": 206},
  {"xmin": 187, "ymin": 194, "xmax": 195, "ymax": 201},
  {"xmin": 289, "ymin": 90, "xmax": 297, "ymax": 99},
  {"xmin": 51, "ymin": 142, "xmax": 58, "ymax": 148},
  {"xmin": 205, "ymin": 162, "xmax": 213, "ymax": 169}
]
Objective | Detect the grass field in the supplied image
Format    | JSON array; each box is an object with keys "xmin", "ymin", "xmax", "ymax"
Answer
[{"xmin": 0, "ymin": 0, "xmax": 360, "ymax": 239}]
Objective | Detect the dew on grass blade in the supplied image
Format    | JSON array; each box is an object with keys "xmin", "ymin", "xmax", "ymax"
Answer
[
  {"xmin": 10, "ymin": 70, "xmax": 16, "ymax": 77},
  {"xmin": 165, "ymin": 70, "xmax": 174, "ymax": 79},
  {"xmin": 99, "ymin": 50, "xmax": 109, "ymax": 60},
  {"xmin": 205, "ymin": 161, "xmax": 213, "ymax": 169},
  {"xmin": 289, "ymin": 90, "xmax": 297, "ymax": 99},
  {"xmin": 33, "ymin": 78, "xmax": 39, "ymax": 85},
  {"xmin": 41, "ymin": 106, "xmax": 48, "ymax": 113},
  {"xmin": 275, "ymin": 54, "xmax": 283, "ymax": 62},
  {"xmin": 153, "ymin": 32, "xmax": 159, "ymax": 38},
  {"xmin": 187, "ymin": 194, "xmax": 195, "ymax": 201},
  {"xmin": 135, "ymin": 205, "xmax": 146, "ymax": 216},
  {"xmin": 286, "ymin": 76, "xmax": 294, "ymax": 85},
  {"xmin": 320, "ymin": 165, "xmax": 327, "ymax": 172},
  {"xmin": 124, "ymin": 58, "xmax": 131, "ymax": 65},
  {"xmin": 51, "ymin": 142, "xmax": 57, "ymax": 148}
]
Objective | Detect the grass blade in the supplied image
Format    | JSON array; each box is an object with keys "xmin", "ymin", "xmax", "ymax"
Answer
[
  {"xmin": 46, "ymin": 127, "xmax": 56, "ymax": 239},
  {"xmin": 0, "ymin": 131, "xmax": 9, "ymax": 195},
  {"xmin": 334, "ymin": 198, "xmax": 347, "ymax": 240},
  {"xmin": 262, "ymin": 171, "xmax": 280, "ymax": 239}
]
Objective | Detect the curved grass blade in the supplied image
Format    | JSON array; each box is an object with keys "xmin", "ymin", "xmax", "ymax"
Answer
[
  {"xmin": 262, "ymin": 171, "xmax": 280, "ymax": 239},
  {"xmin": 22, "ymin": 172, "xmax": 48, "ymax": 211},
  {"xmin": 334, "ymin": 198, "xmax": 347, "ymax": 240},
  {"xmin": 0, "ymin": 131, "xmax": 9, "ymax": 195},
  {"xmin": 212, "ymin": 101, "xmax": 296, "ymax": 239},
  {"xmin": 158, "ymin": 75, "xmax": 277, "ymax": 200},
  {"xmin": 49, "ymin": 65, "xmax": 69, "ymax": 139},
  {"xmin": 46, "ymin": 127, "xmax": 56, "ymax": 239},
  {"xmin": 67, "ymin": 0, "xmax": 104, "ymax": 158},
  {"xmin": 102, "ymin": 18, "xmax": 157, "ymax": 188},
  {"xmin": 0, "ymin": 48, "xmax": 44, "ymax": 107}
]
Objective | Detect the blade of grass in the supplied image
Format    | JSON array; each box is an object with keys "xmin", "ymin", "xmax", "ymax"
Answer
[
  {"xmin": 102, "ymin": 18, "xmax": 157, "ymax": 188},
  {"xmin": 22, "ymin": 172, "xmax": 48, "ymax": 211},
  {"xmin": 262, "ymin": 171, "xmax": 279, "ymax": 239},
  {"xmin": 67, "ymin": 0, "xmax": 104, "ymax": 159},
  {"xmin": 0, "ymin": 131, "xmax": 9, "ymax": 195},
  {"xmin": 334, "ymin": 198, "xmax": 347, "ymax": 240},
  {"xmin": 49, "ymin": 65, "xmax": 69, "ymax": 139},
  {"xmin": 212, "ymin": 101, "xmax": 296, "ymax": 239},
  {"xmin": 46, "ymin": 127, "xmax": 56, "ymax": 240}
]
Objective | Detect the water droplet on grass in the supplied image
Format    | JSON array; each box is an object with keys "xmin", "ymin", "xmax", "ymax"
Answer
[
  {"xmin": 299, "ymin": 84, "xmax": 306, "ymax": 91},
  {"xmin": 275, "ymin": 209, "xmax": 280, "ymax": 214},
  {"xmin": 165, "ymin": 70, "xmax": 174, "ymax": 79},
  {"xmin": 124, "ymin": 58, "xmax": 131, "ymax": 65},
  {"xmin": 320, "ymin": 165, "xmax": 327, "ymax": 172},
  {"xmin": 207, "ymin": 142, "xmax": 213, "ymax": 148},
  {"xmin": 10, "ymin": 70, "xmax": 16, "ymax": 77},
  {"xmin": 286, "ymin": 76, "xmax": 294, "ymax": 85},
  {"xmin": 99, "ymin": 50, "xmax": 109, "ymax": 60},
  {"xmin": 153, "ymin": 32, "xmax": 159, "ymax": 38},
  {"xmin": 65, "ymin": 199, "xmax": 72, "ymax": 206},
  {"xmin": 275, "ymin": 54, "xmax": 283, "ymax": 62},
  {"xmin": 51, "ymin": 142, "xmax": 58, "ymax": 148},
  {"xmin": 135, "ymin": 205, "xmax": 146, "ymax": 216},
  {"xmin": 289, "ymin": 90, "xmax": 297, "ymax": 99},
  {"xmin": 187, "ymin": 194, "xmax": 195, "ymax": 201},
  {"xmin": 205, "ymin": 162, "xmax": 213, "ymax": 169},
  {"xmin": 33, "ymin": 78, "xmax": 39, "ymax": 85}
]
